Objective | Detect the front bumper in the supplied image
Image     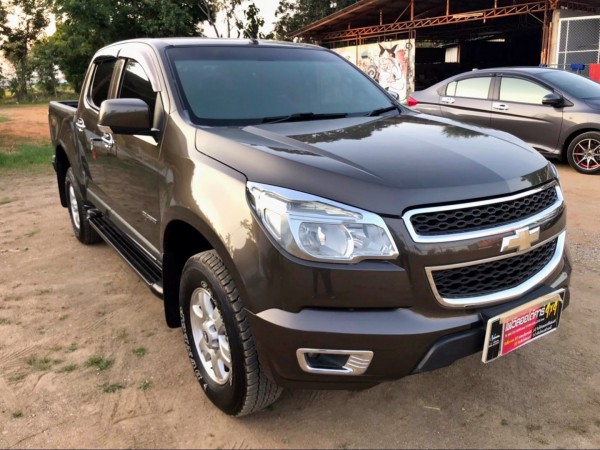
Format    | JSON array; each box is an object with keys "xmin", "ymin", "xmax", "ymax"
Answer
[{"xmin": 248, "ymin": 275, "xmax": 570, "ymax": 390}]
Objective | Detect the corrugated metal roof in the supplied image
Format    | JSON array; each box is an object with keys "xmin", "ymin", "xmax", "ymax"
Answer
[{"xmin": 291, "ymin": 0, "xmax": 599, "ymax": 37}]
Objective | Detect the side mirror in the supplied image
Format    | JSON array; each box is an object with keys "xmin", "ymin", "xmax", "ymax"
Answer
[
  {"xmin": 542, "ymin": 93, "xmax": 563, "ymax": 107},
  {"xmin": 98, "ymin": 98, "xmax": 152, "ymax": 135}
]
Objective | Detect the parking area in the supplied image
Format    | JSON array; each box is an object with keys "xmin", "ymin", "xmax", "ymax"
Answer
[{"xmin": 0, "ymin": 105, "xmax": 599, "ymax": 449}]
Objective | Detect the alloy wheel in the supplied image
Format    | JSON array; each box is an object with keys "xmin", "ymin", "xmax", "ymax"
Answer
[
  {"xmin": 68, "ymin": 183, "xmax": 80, "ymax": 230},
  {"xmin": 189, "ymin": 286, "xmax": 231, "ymax": 385},
  {"xmin": 572, "ymin": 138, "xmax": 600, "ymax": 171}
]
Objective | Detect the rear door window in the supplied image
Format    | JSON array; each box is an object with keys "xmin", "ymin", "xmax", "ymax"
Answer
[
  {"xmin": 89, "ymin": 59, "xmax": 117, "ymax": 108},
  {"xmin": 499, "ymin": 77, "xmax": 552, "ymax": 104},
  {"xmin": 446, "ymin": 77, "xmax": 492, "ymax": 99}
]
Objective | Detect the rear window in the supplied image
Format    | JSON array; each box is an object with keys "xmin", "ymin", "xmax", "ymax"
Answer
[
  {"xmin": 89, "ymin": 59, "xmax": 116, "ymax": 108},
  {"xmin": 446, "ymin": 77, "xmax": 492, "ymax": 100}
]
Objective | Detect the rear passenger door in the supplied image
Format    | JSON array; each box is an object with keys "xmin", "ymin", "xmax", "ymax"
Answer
[
  {"xmin": 490, "ymin": 76, "xmax": 563, "ymax": 153},
  {"xmin": 439, "ymin": 76, "xmax": 493, "ymax": 128},
  {"xmin": 75, "ymin": 56, "xmax": 118, "ymax": 207}
]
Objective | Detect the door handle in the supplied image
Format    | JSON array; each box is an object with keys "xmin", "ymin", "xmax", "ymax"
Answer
[
  {"xmin": 75, "ymin": 118, "xmax": 86, "ymax": 131},
  {"xmin": 101, "ymin": 133, "xmax": 114, "ymax": 149},
  {"xmin": 493, "ymin": 103, "xmax": 509, "ymax": 111},
  {"xmin": 441, "ymin": 97, "xmax": 455, "ymax": 105}
]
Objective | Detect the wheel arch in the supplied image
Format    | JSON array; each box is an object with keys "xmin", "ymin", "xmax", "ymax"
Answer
[
  {"xmin": 561, "ymin": 127, "xmax": 600, "ymax": 159},
  {"xmin": 55, "ymin": 145, "xmax": 70, "ymax": 207},
  {"xmin": 161, "ymin": 211, "xmax": 247, "ymax": 329}
]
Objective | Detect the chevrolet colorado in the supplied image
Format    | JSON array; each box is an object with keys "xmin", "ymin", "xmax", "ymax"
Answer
[{"xmin": 49, "ymin": 38, "xmax": 570, "ymax": 416}]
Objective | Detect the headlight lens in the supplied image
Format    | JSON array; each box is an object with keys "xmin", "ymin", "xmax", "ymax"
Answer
[{"xmin": 247, "ymin": 182, "xmax": 399, "ymax": 263}]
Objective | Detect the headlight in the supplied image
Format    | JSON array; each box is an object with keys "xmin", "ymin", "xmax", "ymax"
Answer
[{"xmin": 247, "ymin": 182, "xmax": 399, "ymax": 263}]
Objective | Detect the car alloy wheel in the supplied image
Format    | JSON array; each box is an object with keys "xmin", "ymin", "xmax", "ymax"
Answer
[
  {"xmin": 571, "ymin": 138, "xmax": 600, "ymax": 172},
  {"xmin": 189, "ymin": 285, "xmax": 231, "ymax": 385}
]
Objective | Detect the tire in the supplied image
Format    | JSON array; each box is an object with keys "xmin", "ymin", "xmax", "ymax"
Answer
[
  {"xmin": 566, "ymin": 132, "xmax": 600, "ymax": 175},
  {"xmin": 179, "ymin": 250, "xmax": 282, "ymax": 416},
  {"xmin": 64, "ymin": 167, "xmax": 101, "ymax": 244}
]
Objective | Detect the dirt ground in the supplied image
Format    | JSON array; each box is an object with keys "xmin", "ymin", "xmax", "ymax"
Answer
[{"xmin": 0, "ymin": 105, "xmax": 599, "ymax": 449}]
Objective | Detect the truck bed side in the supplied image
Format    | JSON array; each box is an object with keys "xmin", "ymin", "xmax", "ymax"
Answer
[{"xmin": 48, "ymin": 100, "xmax": 79, "ymax": 207}]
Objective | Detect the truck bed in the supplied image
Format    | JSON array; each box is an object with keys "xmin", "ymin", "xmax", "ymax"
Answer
[{"xmin": 48, "ymin": 100, "xmax": 78, "ymax": 146}]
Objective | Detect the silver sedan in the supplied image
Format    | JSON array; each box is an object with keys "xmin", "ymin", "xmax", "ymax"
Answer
[{"xmin": 410, "ymin": 67, "xmax": 600, "ymax": 175}]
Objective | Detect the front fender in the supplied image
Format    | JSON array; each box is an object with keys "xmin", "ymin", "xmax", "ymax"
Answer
[{"xmin": 161, "ymin": 153, "xmax": 279, "ymax": 314}]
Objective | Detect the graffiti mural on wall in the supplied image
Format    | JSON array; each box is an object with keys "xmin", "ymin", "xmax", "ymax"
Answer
[{"xmin": 334, "ymin": 40, "xmax": 415, "ymax": 103}]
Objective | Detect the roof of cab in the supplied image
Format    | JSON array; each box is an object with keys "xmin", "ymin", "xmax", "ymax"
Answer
[{"xmin": 101, "ymin": 37, "xmax": 323, "ymax": 52}]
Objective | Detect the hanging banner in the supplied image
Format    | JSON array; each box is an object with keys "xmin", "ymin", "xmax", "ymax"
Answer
[{"xmin": 334, "ymin": 40, "xmax": 415, "ymax": 103}]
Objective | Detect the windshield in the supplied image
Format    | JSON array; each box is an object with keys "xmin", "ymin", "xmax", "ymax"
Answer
[
  {"xmin": 538, "ymin": 70, "xmax": 600, "ymax": 99},
  {"xmin": 166, "ymin": 46, "xmax": 395, "ymax": 125}
]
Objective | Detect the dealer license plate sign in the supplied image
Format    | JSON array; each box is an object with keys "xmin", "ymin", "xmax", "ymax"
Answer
[{"xmin": 482, "ymin": 291, "xmax": 563, "ymax": 363}]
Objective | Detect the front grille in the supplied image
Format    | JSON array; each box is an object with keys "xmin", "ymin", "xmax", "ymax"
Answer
[
  {"xmin": 431, "ymin": 238, "xmax": 558, "ymax": 299},
  {"xmin": 410, "ymin": 185, "xmax": 558, "ymax": 236}
]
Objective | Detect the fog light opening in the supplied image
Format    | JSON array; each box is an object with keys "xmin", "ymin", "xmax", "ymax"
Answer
[{"xmin": 296, "ymin": 348, "xmax": 373, "ymax": 376}]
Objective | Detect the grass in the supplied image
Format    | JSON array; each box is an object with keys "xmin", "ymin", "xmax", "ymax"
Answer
[
  {"xmin": 0, "ymin": 91, "xmax": 76, "ymax": 107},
  {"xmin": 9, "ymin": 374, "xmax": 27, "ymax": 383},
  {"xmin": 116, "ymin": 329, "xmax": 129, "ymax": 341},
  {"xmin": 0, "ymin": 197, "xmax": 14, "ymax": 205},
  {"xmin": 0, "ymin": 116, "xmax": 10, "ymax": 123},
  {"xmin": 0, "ymin": 141, "xmax": 53, "ymax": 171},
  {"xmin": 65, "ymin": 343, "xmax": 78, "ymax": 353},
  {"xmin": 138, "ymin": 380, "xmax": 152, "ymax": 391},
  {"xmin": 85, "ymin": 355, "xmax": 113, "ymax": 371},
  {"xmin": 132, "ymin": 347, "xmax": 147, "ymax": 358},
  {"xmin": 26, "ymin": 355, "xmax": 53, "ymax": 371},
  {"xmin": 35, "ymin": 288, "xmax": 53, "ymax": 296},
  {"xmin": 0, "ymin": 317, "xmax": 11, "ymax": 325},
  {"xmin": 101, "ymin": 382, "xmax": 125, "ymax": 393},
  {"xmin": 11, "ymin": 411, "xmax": 23, "ymax": 419},
  {"xmin": 56, "ymin": 364, "xmax": 78, "ymax": 373}
]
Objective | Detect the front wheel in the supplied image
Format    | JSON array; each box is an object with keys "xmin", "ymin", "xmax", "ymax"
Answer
[
  {"xmin": 179, "ymin": 250, "xmax": 281, "ymax": 416},
  {"xmin": 567, "ymin": 132, "xmax": 600, "ymax": 175}
]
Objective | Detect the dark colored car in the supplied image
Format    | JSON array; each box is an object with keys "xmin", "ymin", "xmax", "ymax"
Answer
[
  {"xmin": 48, "ymin": 39, "xmax": 570, "ymax": 416},
  {"xmin": 410, "ymin": 67, "xmax": 600, "ymax": 174}
]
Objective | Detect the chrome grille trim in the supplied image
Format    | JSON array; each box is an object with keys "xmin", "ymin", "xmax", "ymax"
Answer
[
  {"xmin": 403, "ymin": 184, "xmax": 563, "ymax": 243},
  {"xmin": 426, "ymin": 231, "xmax": 566, "ymax": 308}
]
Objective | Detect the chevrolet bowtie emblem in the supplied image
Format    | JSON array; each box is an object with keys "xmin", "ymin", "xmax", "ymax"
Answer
[{"xmin": 501, "ymin": 227, "xmax": 540, "ymax": 253}]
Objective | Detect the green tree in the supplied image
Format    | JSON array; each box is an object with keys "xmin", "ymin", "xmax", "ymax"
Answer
[
  {"xmin": 235, "ymin": 3, "xmax": 267, "ymax": 39},
  {"xmin": 0, "ymin": 0, "xmax": 50, "ymax": 100},
  {"xmin": 212, "ymin": 0, "xmax": 243, "ymax": 38},
  {"xmin": 274, "ymin": 0, "xmax": 357, "ymax": 40},
  {"xmin": 51, "ymin": 0, "xmax": 216, "ymax": 91},
  {"xmin": 31, "ymin": 38, "xmax": 58, "ymax": 95}
]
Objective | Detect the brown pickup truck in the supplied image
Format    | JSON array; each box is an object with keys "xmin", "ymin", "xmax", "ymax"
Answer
[{"xmin": 49, "ymin": 38, "xmax": 571, "ymax": 416}]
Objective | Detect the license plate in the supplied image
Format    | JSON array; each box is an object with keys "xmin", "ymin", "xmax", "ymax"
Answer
[{"xmin": 482, "ymin": 290, "xmax": 564, "ymax": 363}]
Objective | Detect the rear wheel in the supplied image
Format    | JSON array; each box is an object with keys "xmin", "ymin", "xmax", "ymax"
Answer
[
  {"xmin": 567, "ymin": 132, "xmax": 600, "ymax": 175},
  {"xmin": 64, "ymin": 167, "xmax": 101, "ymax": 244},
  {"xmin": 179, "ymin": 250, "xmax": 281, "ymax": 416}
]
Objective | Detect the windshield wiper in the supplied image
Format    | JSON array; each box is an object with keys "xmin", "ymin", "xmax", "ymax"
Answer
[
  {"xmin": 261, "ymin": 112, "xmax": 348, "ymax": 124},
  {"xmin": 367, "ymin": 105, "xmax": 399, "ymax": 117}
]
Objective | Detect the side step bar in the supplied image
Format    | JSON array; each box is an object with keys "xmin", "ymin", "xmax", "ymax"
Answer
[{"xmin": 88, "ymin": 213, "xmax": 163, "ymax": 299}]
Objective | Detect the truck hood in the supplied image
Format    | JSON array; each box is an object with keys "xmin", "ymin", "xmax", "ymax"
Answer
[{"xmin": 195, "ymin": 112, "xmax": 553, "ymax": 215}]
